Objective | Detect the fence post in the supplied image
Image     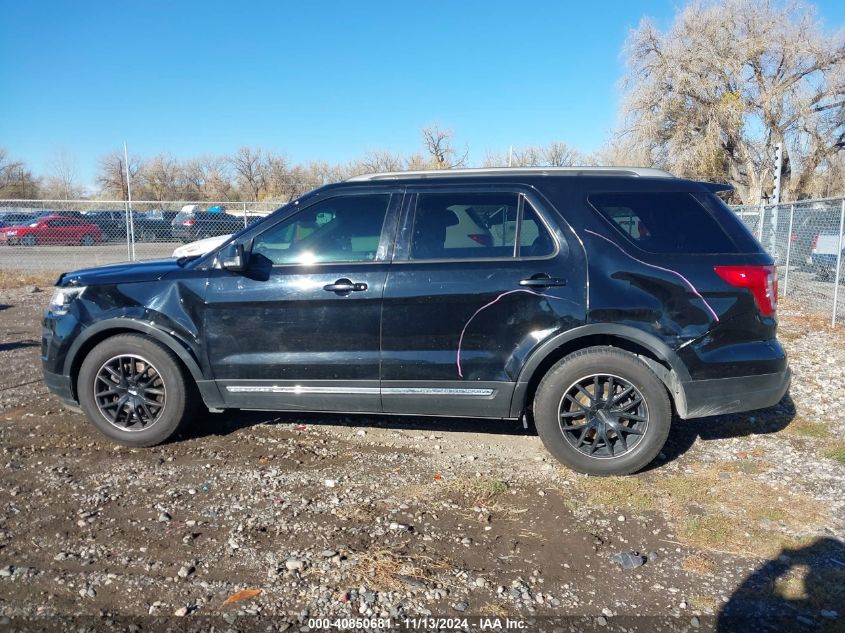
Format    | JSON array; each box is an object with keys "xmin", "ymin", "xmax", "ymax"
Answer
[
  {"xmin": 782, "ymin": 204, "xmax": 794, "ymax": 298},
  {"xmin": 243, "ymin": 202, "xmax": 247, "ymax": 228},
  {"xmin": 832, "ymin": 199, "xmax": 845, "ymax": 326},
  {"xmin": 757, "ymin": 205, "xmax": 765, "ymax": 242}
]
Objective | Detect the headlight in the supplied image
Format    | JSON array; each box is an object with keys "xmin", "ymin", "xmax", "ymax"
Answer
[{"xmin": 49, "ymin": 286, "xmax": 86, "ymax": 315}]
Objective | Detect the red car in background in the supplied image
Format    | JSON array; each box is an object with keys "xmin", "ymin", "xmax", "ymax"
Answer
[{"xmin": 0, "ymin": 214, "xmax": 102, "ymax": 246}]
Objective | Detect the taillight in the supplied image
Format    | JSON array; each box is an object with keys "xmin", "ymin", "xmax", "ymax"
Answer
[
  {"xmin": 182, "ymin": 220, "xmax": 196, "ymax": 226},
  {"xmin": 811, "ymin": 235, "xmax": 819, "ymax": 250},
  {"xmin": 468, "ymin": 233, "xmax": 493, "ymax": 246},
  {"xmin": 790, "ymin": 233, "xmax": 798, "ymax": 242},
  {"xmin": 714, "ymin": 265, "xmax": 778, "ymax": 317}
]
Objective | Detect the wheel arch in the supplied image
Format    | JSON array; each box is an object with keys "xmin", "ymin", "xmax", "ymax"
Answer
[
  {"xmin": 64, "ymin": 319, "xmax": 206, "ymax": 401},
  {"xmin": 509, "ymin": 324, "xmax": 690, "ymax": 418}
]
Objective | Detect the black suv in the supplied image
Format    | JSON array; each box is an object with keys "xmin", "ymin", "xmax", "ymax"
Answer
[{"xmin": 42, "ymin": 168, "xmax": 790, "ymax": 475}]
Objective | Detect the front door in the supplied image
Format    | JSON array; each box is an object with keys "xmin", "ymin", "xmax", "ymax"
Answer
[
  {"xmin": 203, "ymin": 191, "xmax": 400, "ymax": 413},
  {"xmin": 381, "ymin": 187, "xmax": 586, "ymax": 417}
]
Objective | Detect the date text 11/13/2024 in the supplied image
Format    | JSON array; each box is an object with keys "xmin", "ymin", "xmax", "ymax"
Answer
[{"xmin": 306, "ymin": 617, "xmax": 528, "ymax": 629}]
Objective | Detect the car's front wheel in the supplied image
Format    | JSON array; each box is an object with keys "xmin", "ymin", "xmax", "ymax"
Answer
[
  {"xmin": 77, "ymin": 334, "xmax": 198, "ymax": 447},
  {"xmin": 533, "ymin": 346, "xmax": 671, "ymax": 476}
]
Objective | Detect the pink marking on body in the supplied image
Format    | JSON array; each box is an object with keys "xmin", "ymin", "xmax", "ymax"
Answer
[
  {"xmin": 583, "ymin": 229, "xmax": 720, "ymax": 323},
  {"xmin": 456, "ymin": 288, "xmax": 567, "ymax": 378}
]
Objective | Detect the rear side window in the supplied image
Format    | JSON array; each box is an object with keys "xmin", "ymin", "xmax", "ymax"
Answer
[
  {"xmin": 410, "ymin": 192, "xmax": 555, "ymax": 260},
  {"xmin": 589, "ymin": 192, "xmax": 744, "ymax": 254}
]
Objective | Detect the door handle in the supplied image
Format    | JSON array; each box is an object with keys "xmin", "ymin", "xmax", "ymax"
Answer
[
  {"xmin": 519, "ymin": 274, "xmax": 567, "ymax": 288},
  {"xmin": 323, "ymin": 278, "xmax": 368, "ymax": 293}
]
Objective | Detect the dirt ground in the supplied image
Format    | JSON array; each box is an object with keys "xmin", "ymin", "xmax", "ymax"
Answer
[{"xmin": 0, "ymin": 282, "xmax": 843, "ymax": 632}]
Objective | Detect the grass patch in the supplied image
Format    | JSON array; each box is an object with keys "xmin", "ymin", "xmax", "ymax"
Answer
[
  {"xmin": 823, "ymin": 443, "xmax": 845, "ymax": 465},
  {"xmin": 575, "ymin": 475, "xmax": 656, "ymax": 512},
  {"xmin": 681, "ymin": 553, "xmax": 715, "ymax": 575},
  {"xmin": 473, "ymin": 478, "xmax": 510, "ymax": 498},
  {"xmin": 687, "ymin": 594, "xmax": 719, "ymax": 612},
  {"xmin": 0, "ymin": 269, "xmax": 59, "ymax": 289},
  {"xmin": 783, "ymin": 417, "xmax": 831, "ymax": 439},
  {"xmin": 351, "ymin": 546, "xmax": 450, "ymax": 591},
  {"xmin": 682, "ymin": 516, "xmax": 735, "ymax": 549},
  {"xmin": 574, "ymin": 465, "xmax": 828, "ymax": 558},
  {"xmin": 778, "ymin": 297, "xmax": 845, "ymax": 348},
  {"xmin": 753, "ymin": 507, "xmax": 788, "ymax": 523}
]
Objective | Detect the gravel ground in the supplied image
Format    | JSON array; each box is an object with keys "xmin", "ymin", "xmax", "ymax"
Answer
[{"xmin": 0, "ymin": 286, "xmax": 843, "ymax": 632}]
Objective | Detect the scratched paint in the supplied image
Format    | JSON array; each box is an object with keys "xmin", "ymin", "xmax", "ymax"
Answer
[
  {"xmin": 456, "ymin": 288, "xmax": 572, "ymax": 378},
  {"xmin": 583, "ymin": 229, "xmax": 720, "ymax": 323}
]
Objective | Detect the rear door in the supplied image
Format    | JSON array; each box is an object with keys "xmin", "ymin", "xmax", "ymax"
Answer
[{"xmin": 381, "ymin": 185, "xmax": 586, "ymax": 417}]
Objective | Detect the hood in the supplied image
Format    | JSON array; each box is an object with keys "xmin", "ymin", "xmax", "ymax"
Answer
[
  {"xmin": 172, "ymin": 234, "xmax": 231, "ymax": 258},
  {"xmin": 57, "ymin": 258, "xmax": 183, "ymax": 287}
]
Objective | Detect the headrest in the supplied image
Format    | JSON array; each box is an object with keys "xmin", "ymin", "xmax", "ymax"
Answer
[{"xmin": 418, "ymin": 206, "xmax": 459, "ymax": 228}]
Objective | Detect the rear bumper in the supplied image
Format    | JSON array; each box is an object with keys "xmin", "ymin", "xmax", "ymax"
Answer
[{"xmin": 679, "ymin": 366, "xmax": 791, "ymax": 419}]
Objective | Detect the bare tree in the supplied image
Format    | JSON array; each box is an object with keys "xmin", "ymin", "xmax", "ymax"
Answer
[
  {"xmin": 139, "ymin": 153, "xmax": 181, "ymax": 201},
  {"xmin": 621, "ymin": 0, "xmax": 845, "ymax": 202},
  {"xmin": 0, "ymin": 147, "xmax": 40, "ymax": 199},
  {"xmin": 358, "ymin": 150, "xmax": 406, "ymax": 174},
  {"xmin": 201, "ymin": 156, "xmax": 235, "ymax": 201},
  {"xmin": 542, "ymin": 142, "xmax": 581, "ymax": 167},
  {"xmin": 483, "ymin": 142, "xmax": 581, "ymax": 167},
  {"xmin": 421, "ymin": 124, "xmax": 468, "ymax": 169},
  {"xmin": 229, "ymin": 147, "xmax": 268, "ymax": 201},
  {"xmin": 96, "ymin": 150, "xmax": 141, "ymax": 201},
  {"xmin": 43, "ymin": 149, "xmax": 82, "ymax": 199}
]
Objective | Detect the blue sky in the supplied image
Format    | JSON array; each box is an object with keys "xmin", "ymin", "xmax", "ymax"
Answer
[{"xmin": 2, "ymin": 0, "xmax": 845, "ymax": 187}]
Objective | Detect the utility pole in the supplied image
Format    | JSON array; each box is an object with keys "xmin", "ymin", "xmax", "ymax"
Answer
[
  {"xmin": 124, "ymin": 142, "xmax": 135, "ymax": 261},
  {"xmin": 771, "ymin": 143, "xmax": 783, "ymax": 205},
  {"xmin": 768, "ymin": 142, "xmax": 783, "ymax": 257}
]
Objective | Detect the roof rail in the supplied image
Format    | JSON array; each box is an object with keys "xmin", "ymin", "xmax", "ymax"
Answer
[{"xmin": 346, "ymin": 166, "xmax": 674, "ymax": 182}]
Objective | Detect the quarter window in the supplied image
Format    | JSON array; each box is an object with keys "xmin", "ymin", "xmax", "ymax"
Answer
[
  {"xmin": 251, "ymin": 194, "xmax": 390, "ymax": 265},
  {"xmin": 589, "ymin": 192, "xmax": 741, "ymax": 254}
]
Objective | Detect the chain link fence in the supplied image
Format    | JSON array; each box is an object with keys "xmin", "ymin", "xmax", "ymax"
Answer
[
  {"xmin": 733, "ymin": 197, "xmax": 845, "ymax": 325},
  {"xmin": 2, "ymin": 195, "xmax": 844, "ymax": 324},
  {"xmin": 0, "ymin": 199, "xmax": 278, "ymax": 272}
]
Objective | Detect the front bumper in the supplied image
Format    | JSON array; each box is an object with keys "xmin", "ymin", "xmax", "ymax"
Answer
[
  {"xmin": 42, "ymin": 367, "xmax": 78, "ymax": 408},
  {"xmin": 679, "ymin": 366, "xmax": 792, "ymax": 419}
]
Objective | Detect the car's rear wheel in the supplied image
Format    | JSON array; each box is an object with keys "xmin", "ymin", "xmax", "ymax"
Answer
[
  {"xmin": 77, "ymin": 334, "xmax": 198, "ymax": 447},
  {"xmin": 533, "ymin": 346, "xmax": 671, "ymax": 476},
  {"xmin": 80, "ymin": 234, "xmax": 95, "ymax": 246},
  {"xmin": 21, "ymin": 235, "xmax": 36, "ymax": 246},
  {"xmin": 140, "ymin": 229, "xmax": 156, "ymax": 242}
]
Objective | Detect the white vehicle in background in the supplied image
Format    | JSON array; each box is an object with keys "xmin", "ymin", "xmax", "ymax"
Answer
[
  {"xmin": 811, "ymin": 232, "xmax": 845, "ymax": 281},
  {"xmin": 172, "ymin": 234, "xmax": 231, "ymax": 258}
]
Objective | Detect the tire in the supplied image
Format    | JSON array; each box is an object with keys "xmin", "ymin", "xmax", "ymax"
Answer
[
  {"xmin": 80, "ymin": 234, "xmax": 95, "ymax": 246},
  {"xmin": 140, "ymin": 230, "xmax": 156, "ymax": 242},
  {"xmin": 21, "ymin": 235, "xmax": 36, "ymax": 246},
  {"xmin": 533, "ymin": 346, "xmax": 671, "ymax": 476},
  {"xmin": 77, "ymin": 333, "xmax": 198, "ymax": 447}
]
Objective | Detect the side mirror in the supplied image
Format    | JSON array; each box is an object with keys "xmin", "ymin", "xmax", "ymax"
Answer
[{"xmin": 217, "ymin": 243, "xmax": 247, "ymax": 272}]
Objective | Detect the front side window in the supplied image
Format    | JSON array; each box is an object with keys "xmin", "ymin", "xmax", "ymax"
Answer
[
  {"xmin": 252, "ymin": 194, "xmax": 390, "ymax": 265},
  {"xmin": 410, "ymin": 192, "xmax": 555, "ymax": 260}
]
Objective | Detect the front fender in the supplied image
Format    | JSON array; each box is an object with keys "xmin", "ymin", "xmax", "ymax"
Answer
[{"xmin": 63, "ymin": 317, "xmax": 206, "ymax": 383}]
